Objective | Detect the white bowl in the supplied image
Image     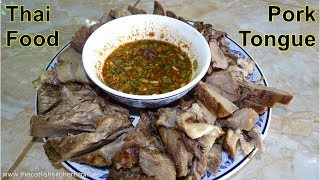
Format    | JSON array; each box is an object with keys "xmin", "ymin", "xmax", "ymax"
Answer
[{"xmin": 82, "ymin": 14, "xmax": 211, "ymax": 108}]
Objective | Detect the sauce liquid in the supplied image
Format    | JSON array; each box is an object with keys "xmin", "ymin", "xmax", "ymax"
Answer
[{"xmin": 102, "ymin": 40, "xmax": 194, "ymax": 95}]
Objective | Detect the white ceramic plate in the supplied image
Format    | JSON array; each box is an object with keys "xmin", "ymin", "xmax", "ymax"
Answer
[{"xmin": 38, "ymin": 35, "xmax": 271, "ymax": 180}]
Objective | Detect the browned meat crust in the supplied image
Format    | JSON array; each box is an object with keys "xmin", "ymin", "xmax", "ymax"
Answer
[
  {"xmin": 128, "ymin": 5, "xmax": 147, "ymax": 14},
  {"xmin": 70, "ymin": 26, "xmax": 90, "ymax": 53},
  {"xmin": 166, "ymin": 10, "xmax": 177, "ymax": 19},
  {"xmin": 153, "ymin": 1, "xmax": 165, "ymax": 15}
]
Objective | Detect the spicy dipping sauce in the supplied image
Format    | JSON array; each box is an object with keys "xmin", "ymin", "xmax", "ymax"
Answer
[{"xmin": 102, "ymin": 39, "xmax": 194, "ymax": 95}]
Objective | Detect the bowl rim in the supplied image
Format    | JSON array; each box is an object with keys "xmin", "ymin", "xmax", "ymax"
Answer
[{"xmin": 82, "ymin": 14, "xmax": 211, "ymax": 100}]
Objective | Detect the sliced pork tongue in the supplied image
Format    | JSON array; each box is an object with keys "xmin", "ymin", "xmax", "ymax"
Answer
[
  {"xmin": 217, "ymin": 108, "xmax": 259, "ymax": 131},
  {"xmin": 30, "ymin": 83, "xmax": 100, "ymax": 137},
  {"xmin": 56, "ymin": 47, "xmax": 92, "ymax": 85},
  {"xmin": 70, "ymin": 26, "xmax": 90, "ymax": 53},
  {"xmin": 128, "ymin": 5, "xmax": 147, "ymax": 14},
  {"xmin": 158, "ymin": 127, "xmax": 193, "ymax": 177},
  {"xmin": 108, "ymin": 165, "xmax": 153, "ymax": 180},
  {"xmin": 237, "ymin": 79, "xmax": 295, "ymax": 107},
  {"xmin": 109, "ymin": 6, "xmax": 132, "ymax": 18},
  {"xmin": 223, "ymin": 128, "xmax": 264, "ymax": 159},
  {"xmin": 196, "ymin": 81, "xmax": 239, "ymax": 118},
  {"xmin": 182, "ymin": 135, "xmax": 208, "ymax": 179},
  {"xmin": 30, "ymin": 113, "xmax": 97, "ymax": 138},
  {"xmin": 71, "ymin": 133, "xmax": 127, "ymax": 167},
  {"xmin": 35, "ymin": 83, "xmax": 61, "ymax": 115},
  {"xmin": 205, "ymin": 71, "xmax": 241, "ymax": 102},
  {"xmin": 236, "ymin": 99, "xmax": 268, "ymax": 115},
  {"xmin": 153, "ymin": 1, "xmax": 165, "ymax": 15},
  {"xmin": 43, "ymin": 113, "xmax": 133, "ymax": 164},
  {"xmin": 206, "ymin": 144, "xmax": 222, "ymax": 176},
  {"xmin": 209, "ymin": 39, "xmax": 229, "ymax": 70},
  {"xmin": 204, "ymin": 71, "xmax": 294, "ymax": 113},
  {"xmin": 30, "ymin": 82, "xmax": 129, "ymax": 138},
  {"xmin": 32, "ymin": 70, "xmax": 61, "ymax": 90},
  {"xmin": 139, "ymin": 149, "xmax": 176, "ymax": 180},
  {"xmin": 112, "ymin": 112, "xmax": 165, "ymax": 170}
]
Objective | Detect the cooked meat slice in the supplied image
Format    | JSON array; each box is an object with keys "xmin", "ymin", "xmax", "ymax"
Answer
[
  {"xmin": 198, "ymin": 126, "xmax": 224, "ymax": 155},
  {"xmin": 156, "ymin": 108, "xmax": 177, "ymax": 128},
  {"xmin": 209, "ymin": 39, "xmax": 229, "ymax": 70},
  {"xmin": 206, "ymin": 144, "xmax": 222, "ymax": 175},
  {"xmin": 33, "ymin": 73, "xmax": 61, "ymax": 115},
  {"xmin": 56, "ymin": 47, "xmax": 91, "ymax": 84},
  {"xmin": 177, "ymin": 97, "xmax": 194, "ymax": 111},
  {"xmin": 196, "ymin": 100, "xmax": 217, "ymax": 124},
  {"xmin": 223, "ymin": 128, "xmax": 264, "ymax": 158},
  {"xmin": 178, "ymin": 16, "xmax": 189, "ymax": 24},
  {"xmin": 158, "ymin": 127, "xmax": 193, "ymax": 177},
  {"xmin": 222, "ymin": 129, "xmax": 242, "ymax": 158},
  {"xmin": 72, "ymin": 133, "xmax": 127, "ymax": 167},
  {"xmin": 153, "ymin": 1, "xmax": 165, "ymax": 15},
  {"xmin": 194, "ymin": 21, "xmax": 204, "ymax": 31},
  {"xmin": 139, "ymin": 149, "xmax": 176, "ymax": 180},
  {"xmin": 112, "ymin": 147, "xmax": 140, "ymax": 170},
  {"xmin": 227, "ymin": 58, "xmax": 255, "ymax": 77},
  {"xmin": 124, "ymin": 113, "xmax": 164, "ymax": 151},
  {"xmin": 32, "ymin": 70, "xmax": 60, "ymax": 90},
  {"xmin": 205, "ymin": 71, "xmax": 241, "ymax": 102},
  {"xmin": 30, "ymin": 113, "xmax": 96, "ymax": 137},
  {"xmin": 100, "ymin": 12, "xmax": 115, "ymax": 24},
  {"xmin": 70, "ymin": 26, "xmax": 90, "ymax": 53},
  {"xmin": 182, "ymin": 135, "xmax": 207, "ymax": 179},
  {"xmin": 43, "ymin": 113, "xmax": 132, "ymax": 164},
  {"xmin": 128, "ymin": 5, "xmax": 147, "ymax": 14},
  {"xmin": 31, "ymin": 82, "xmax": 129, "ymax": 137},
  {"xmin": 177, "ymin": 112, "xmax": 217, "ymax": 139},
  {"xmin": 237, "ymin": 79, "xmax": 295, "ymax": 107},
  {"xmin": 108, "ymin": 165, "xmax": 153, "ymax": 180},
  {"xmin": 247, "ymin": 127, "xmax": 264, "ymax": 149},
  {"xmin": 238, "ymin": 99, "xmax": 268, "ymax": 114},
  {"xmin": 199, "ymin": 23, "xmax": 213, "ymax": 42},
  {"xmin": 113, "ymin": 112, "xmax": 165, "ymax": 170},
  {"xmin": 166, "ymin": 10, "xmax": 177, "ymax": 19},
  {"xmin": 31, "ymin": 84, "xmax": 101, "ymax": 137},
  {"xmin": 194, "ymin": 21, "xmax": 213, "ymax": 41},
  {"xmin": 239, "ymin": 137, "xmax": 255, "ymax": 156},
  {"xmin": 211, "ymin": 30, "xmax": 227, "ymax": 41},
  {"xmin": 196, "ymin": 81, "xmax": 239, "ymax": 118},
  {"xmin": 237, "ymin": 127, "xmax": 265, "ymax": 156},
  {"xmin": 109, "ymin": 6, "xmax": 132, "ymax": 18},
  {"xmin": 219, "ymin": 108, "xmax": 259, "ymax": 131},
  {"xmin": 188, "ymin": 102, "xmax": 217, "ymax": 124},
  {"xmin": 237, "ymin": 58, "xmax": 255, "ymax": 76},
  {"xmin": 89, "ymin": 23, "xmax": 102, "ymax": 34},
  {"xmin": 36, "ymin": 83, "xmax": 61, "ymax": 115}
]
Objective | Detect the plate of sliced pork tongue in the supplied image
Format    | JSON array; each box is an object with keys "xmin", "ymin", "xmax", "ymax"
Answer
[{"xmin": 30, "ymin": 1, "xmax": 294, "ymax": 180}]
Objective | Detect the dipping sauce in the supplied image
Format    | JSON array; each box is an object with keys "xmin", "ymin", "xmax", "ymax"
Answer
[{"xmin": 102, "ymin": 39, "xmax": 195, "ymax": 95}]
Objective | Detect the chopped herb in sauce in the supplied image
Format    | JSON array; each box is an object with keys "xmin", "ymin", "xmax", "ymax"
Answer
[{"xmin": 102, "ymin": 40, "xmax": 193, "ymax": 95}]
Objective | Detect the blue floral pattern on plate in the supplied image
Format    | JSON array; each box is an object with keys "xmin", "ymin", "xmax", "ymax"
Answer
[{"xmin": 40, "ymin": 36, "xmax": 271, "ymax": 180}]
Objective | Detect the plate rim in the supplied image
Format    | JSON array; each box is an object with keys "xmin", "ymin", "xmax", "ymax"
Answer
[{"xmin": 36, "ymin": 36, "xmax": 272, "ymax": 180}]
